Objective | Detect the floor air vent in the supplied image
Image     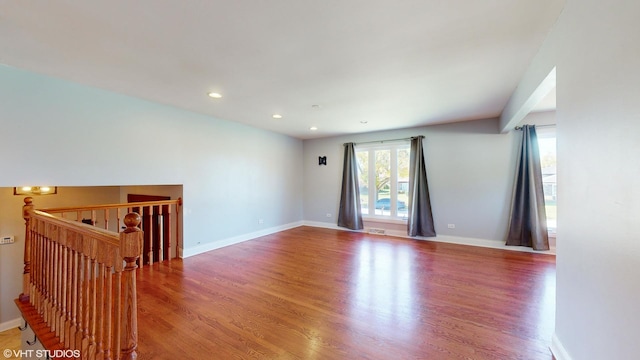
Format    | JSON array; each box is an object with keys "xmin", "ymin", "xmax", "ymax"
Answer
[{"xmin": 368, "ymin": 228, "xmax": 386, "ymax": 235}]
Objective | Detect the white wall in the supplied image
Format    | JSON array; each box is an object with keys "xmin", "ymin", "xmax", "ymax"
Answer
[
  {"xmin": 0, "ymin": 65, "xmax": 304, "ymax": 325},
  {"xmin": 118, "ymin": 185, "xmax": 183, "ymax": 204},
  {"xmin": 303, "ymin": 118, "xmax": 521, "ymax": 246},
  {"xmin": 552, "ymin": 0, "xmax": 640, "ymax": 358}
]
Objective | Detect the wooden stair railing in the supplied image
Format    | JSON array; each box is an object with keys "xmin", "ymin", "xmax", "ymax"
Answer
[
  {"xmin": 16, "ymin": 197, "xmax": 143, "ymax": 360},
  {"xmin": 39, "ymin": 197, "xmax": 182, "ymax": 267}
]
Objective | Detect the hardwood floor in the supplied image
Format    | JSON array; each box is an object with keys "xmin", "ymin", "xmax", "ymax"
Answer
[
  {"xmin": 0, "ymin": 328, "xmax": 20, "ymax": 359},
  {"xmin": 134, "ymin": 227, "xmax": 555, "ymax": 359}
]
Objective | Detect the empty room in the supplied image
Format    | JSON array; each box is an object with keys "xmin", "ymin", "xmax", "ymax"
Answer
[{"xmin": 1, "ymin": 1, "xmax": 638, "ymax": 360}]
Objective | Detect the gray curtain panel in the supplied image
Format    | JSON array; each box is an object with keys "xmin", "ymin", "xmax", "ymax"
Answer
[
  {"xmin": 337, "ymin": 142, "xmax": 364, "ymax": 230},
  {"xmin": 506, "ymin": 125, "xmax": 549, "ymax": 250},
  {"xmin": 408, "ymin": 136, "xmax": 436, "ymax": 237}
]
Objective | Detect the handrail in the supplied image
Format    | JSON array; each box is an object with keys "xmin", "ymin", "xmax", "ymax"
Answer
[
  {"xmin": 18, "ymin": 197, "xmax": 142, "ymax": 360},
  {"xmin": 31, "ymin": 209, "xmax": 120, "ymax": 246},
  {"xmin": 39, "ymin": 198, "xmax": 182, "ymax": 213}
]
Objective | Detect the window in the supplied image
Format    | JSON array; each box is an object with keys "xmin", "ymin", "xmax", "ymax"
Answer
[
  {"xmin": 537, "ymin": 127, "xmax": 556, "ymax": 233},
  {"xmin": 356, "ymin": 142, "xmax": 410, "ymax": 220}
]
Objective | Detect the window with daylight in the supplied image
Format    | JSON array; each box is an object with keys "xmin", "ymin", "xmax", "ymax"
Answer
[
  {"xmin": 356, "ymin": 142, "xmax": 410, "ymax": 220},
  {"xmin": 537, "ymin": 127, "xmax": 557, "ymax": 233}
]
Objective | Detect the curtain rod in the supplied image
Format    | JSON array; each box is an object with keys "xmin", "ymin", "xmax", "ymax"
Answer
[
  {"xmin": 351, "ymin": 135, "xmax": 423, "ymax": 146},
  {"xmin": 514, "ymin": 124, "xmax": 556, "ymax": 130}
]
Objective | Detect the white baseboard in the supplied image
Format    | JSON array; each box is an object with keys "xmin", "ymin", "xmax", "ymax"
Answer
[
  {"xmin": 180, "ymin": 220, "xmax": 556, "ymax": 258},
  {"xmin": 302, "ymin": 221, "xmax": 556, "ymax": 255},
  {"xmin": 181, "ymin": 221, "xmax": 305, "ymax": 258},
  {"xmin": 302, "ymin": 221, "xmax": 348, "ymax": 231},
  {"xmin": 550, "ymin": 333, "xmax": 572, "ymax": 360},
  {"xmin": 0, "ymin": 318, "xmax": 22, "ymax": 332},
  {"xmin": 426, "ymin": 234, "xmax": 555, "ymax": 254}
]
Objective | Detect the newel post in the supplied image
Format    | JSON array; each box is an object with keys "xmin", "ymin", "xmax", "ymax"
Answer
[
  {"xmin": 120, "ymin": 213, "xmax": 143, "ymax": 360},
  {"xmin": 19, "ymin": 197, "xmax": 34, "ymax": 302}
]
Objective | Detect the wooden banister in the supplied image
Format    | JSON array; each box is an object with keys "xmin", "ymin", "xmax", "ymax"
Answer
[
  {"xmin": 39, "ymin": 199, "xmax": 182, "ymax": 213},
  {"xmin": 20, "ymin": 197, "xmax": 34, "ymax": 302},
  {"xmin": 119, "ymin": 213, "xmax": 142, "ymax": 360},
  {"xmin": 39, "ymin": 198, "xmax": 182, "ymax": 265},
  {"xmin": 17, "ymin": 197, "xmax": 143, "ymax": 360}
]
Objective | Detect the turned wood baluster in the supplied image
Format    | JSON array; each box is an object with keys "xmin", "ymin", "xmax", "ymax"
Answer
[
  {"xmin": 114, "ymin": 271, "xmax": 122, "ymax": 360},
  {"xmin": 70, "ymin": 239, "xmax": 80, "ymax": 350},
  {"xmin": 163, "ymin": 205, "xmax": 173, "ymax": 260},
  {"xmin": 37, "ymin": 220, "xmax": 45, "ymax": 317},
  {"xmin": 34, "ymin": 218, "xmax": 43, "ymax": 310},
  {"xmin": 59, "ymin": 229, "xmax": 68, "ymax": 344},
  {"xmin": 65, "ymin": 237, "xmax": 76, "ymax": 349},
  {"xmin": 96, "ymin": 263, "xmax": 106, "ymax": 360},
  {"xmin": 51, "ymin": 225, "xmax": 60, "ymax": 333},
  {"xmin": 20, "ymin": 197, "xmax": 34, "ymax": 302},
  {"xmin": 52, "ymin": 227, "xmax": 62, "ymax": 336},
  {"xmin": 120, "ymin": 213, "xmax": 142, "ymax": 360},
  {"xmin": 50, "ymin": 226, "xmax": 57, "ymax": 326},
  {"xmin": 44, "ymin": 224, "xmax": 52, "ymax": 323},
  {"xmin": 104, "ymin": 265, "xmax": 114, "ymax": 360},
  {"xmin": 81, "ymin": 247, "xmax": 91, "ymax": 355},
  {"xmin": 89, "ymin": 255, "xmax": 98, "ymax": 358},
  {"xmin": 147, "ymin": 206, "xmax": 153, "ymax": 266},
  {"xmin": 177, "ymin": 197, "xmax": 182, "ymax": 259},
  {"xmin": 104, "ymin": 209, "xmax": 110, "ymax": 230},
  {"xmin": 38, "ymin": 220, "xmax": 46, "ymax": 313},
  {"xmin": 75, "ymin": 251, "xmax": 85, "ymax": 351},
  {"xmin": 158, "ymin": 206, "xmax": 164, "ymax": 263}
]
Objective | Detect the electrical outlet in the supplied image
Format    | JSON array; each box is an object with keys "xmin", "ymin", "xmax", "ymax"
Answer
[
  {"xmin": 447, "ymin": 224, "xmax": 455, "ymax": 229},
  {"xmin": 326, "ymin": 213, "xmax": 332, "ymax": 218},
  {"xmin": 258, "ymin": 218, "xmax": 264, "ymax": 224}
]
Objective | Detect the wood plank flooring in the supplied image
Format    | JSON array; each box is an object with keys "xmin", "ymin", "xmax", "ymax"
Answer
[
  {"xmin": 0, "ymin": 328, "xmax": 20, "ymax": 359},
  {"xmin": 135, "ymin": 227, "xmax": 555, "ymax": 359}
]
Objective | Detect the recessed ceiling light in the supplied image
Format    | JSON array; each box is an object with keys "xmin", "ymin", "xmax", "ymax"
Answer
[
  {"xmin": 360, "ymin": 121, "xmax": 368, "ymax": 124},
  {"xmin": 207, "ymin": 92, "xmax": 222, "ymax": 99},
  {"xmin": 310, "ymin": 126, "xmax": 318, "ymax": 131},
  {"xmin": 272, "ymin": 114, "xmax": 283, "ymax": 119},
  {"xmin": 311, "ymin": 104, "xmax": 322, "ymax": 109}
]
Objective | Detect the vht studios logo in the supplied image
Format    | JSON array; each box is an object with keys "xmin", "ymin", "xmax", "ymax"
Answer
[{"xmin": 3, "ymin": 349, "xmax": 80, "ymax": 358}]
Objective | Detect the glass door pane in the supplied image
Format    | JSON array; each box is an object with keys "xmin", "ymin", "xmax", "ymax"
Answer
[
  {"xmin": 356, "ymin": 150, "xmax": 369, "ymax": 215},
  {"xmin": 397, "ymin": 147, "xmax": 410, "ymax": 219},
  {"xmin": 374, "ymin": 150, "xmax": 391, "ymax": 215},
  {"xmin": 538, "ymin": 130, "xmax": 556, "ymax": 232}
]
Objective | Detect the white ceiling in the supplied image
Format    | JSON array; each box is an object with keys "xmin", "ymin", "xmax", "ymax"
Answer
[{"xmin": 0, "ymin": 1, "xmax": 563, "ymax": 139}]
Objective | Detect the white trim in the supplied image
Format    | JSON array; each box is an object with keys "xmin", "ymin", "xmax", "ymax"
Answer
[
  {"xmin": 362, "ymin": 217, "xmax": 407, "ymax": 225},
  {"xmin": 420, "ymin": 234, "xmax": 555, "ymax": 255},
  {"xmin": 0, "ymin": 318, "xmax": 22, "ymax": 332},
  {"xmin": 356, "ymin": 142, "xmax": 410, "ymax": 219},
  {"xmin": 180, "ymin": 220, "xmax": 556, "ymax": 258},
  {"xmin": 550, "ymin": 333, "xmax": 572, "ymax": 360},
  {"xmin": 181, "ymin": 221, "xmax": 304, "ymax": 258},
  {"xmin": 303, "ymin": 221, "xmax": 556, "ymax": 255},
  {"xmin": 355, "ymin": 140, "xmax": 410, "ymax": 149},
  {"xmin": 302, "ymin": 221, "xmax": 348, "ymax": 231}
]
